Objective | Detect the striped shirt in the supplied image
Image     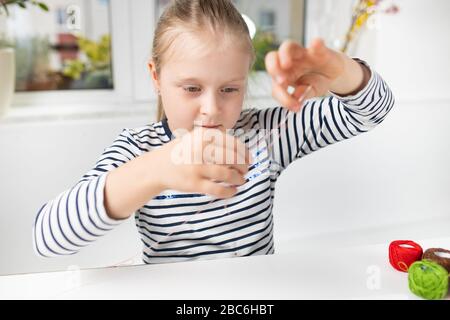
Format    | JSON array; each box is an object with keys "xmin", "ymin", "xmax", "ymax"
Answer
[{"xmin": 33, "ymin": 60, "xmax": 395, "ymax": 264}]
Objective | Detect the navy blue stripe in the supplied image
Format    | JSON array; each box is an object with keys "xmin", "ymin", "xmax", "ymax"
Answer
[
  {"xmin": 318, "ymin": 99, "xmax": 332, "ymax": 145},
  {"xmin": 121, "ymin": 134, "xmax": 162, "ymax": 149},
  {"xmin": 248, "ymin": 154, "xmax": 269, "ymax": 171},
  {"xmin": 143, "ymin": 175, "xmax": 270, "ymax": 212},
  {"xmin": 137, "ymin": 230, "xmax": 158, "ymax": 243},
  {"xmin": 139, "ymin": 201, "xmax": 271, "ymax": 237},
  {"xmin": 147, "ymin": 213, "xmax": 273, "ymax": 253},
  {"xmin": 93, "ymin": 175, "xmax": 116, "ymax": 227},
  {"xmin": 265, "ymin": 238, "xmax": 274, "ymax": 254},
  {"xmin": 245, "ymin": 232, "xmax": 274, "ymax": 256},
  {"xmin": 130, "ymin": 132, "xmax": 168, "ymax": 145},
  {"xmin": 143, "ymin": 222, "xmax": 273, "ymax": 259},
  {"xmin": 309, "ymin": 100, "xmax": 324, "ymax": 148},
  {"xmin": 74, "ymin": 184, "xmax": 102, "ymax": 237},
  {"xmin": 66, "ymin": 184, "xmax": 93, "ymax": 244},
  {"xmin": 133, "ymin": 127, "xmax": 169, "ymax": 138},
  {"xmin": 343, "ymin": 107, "xmax": 365, "ymax": 126},
  {"xmin": 39, "ymin": 203, "xmax": 63, "ymax": 256},
  {"xmin": 95, "ymin": 157, "xmax": 126, "ymax": 166},
  {"xmin": 33, "ymin": 204, "xmax": 48, "ymax": 257},
  {"xmin": 323, "ymin": 116, "xmax": 339, "ymax": 143},
  {"xmin": 329, "ymin": 99, "xmax": 348, "ymax": 140},
  {"xmin": 85, "ymin": 179, "xmax": 111, "ymax": 232},
  {"xmin": 153, "ymin": 193, "xmax": 205, "ymax": 201},
  {"xmin": 81, "ymin": 174, "xmax": 100, "ymax": 180},
  {"xmin": 157, "ymin": 209, "xmax": 272, "ymax": 246},
  {"xmin": 293, "ymin": 111, "xmax": 301, "ymax": 157},
  {"xmin": 337, "ymin": 103, "xmax": 357, "ymax": 137},
  {"xmin": 56, "ymin": 191, "xmax": 84, "ymax": 249},
  {"xmin": 373, "ymin": 91, "xmax": 394, "ymax": 124},
  {"xmin": 140, "ymin": 187, "xmax": 270, "ymax": 227},
  {"xmin": 235, "ymin": 110, "xmax": 258, "ymax": 128},
  {"xmin": 276, "ymin": 108, "xmax": 286, "ymax": 168},
  {"xmin": 47, "ymin": 197, "xmax": 72, "ymax": 253},
  {"xmin": 369, "ymin": 86, "xmax": 392, "ymax": 121},
  {"xmin": 301, "ymin": 102, "xmax": 314, "ymax": 152},
  {"xmin": 236, "ymin": 113, "xmax": 259, "ymax": 131},
  {"xmin": 109, "ymin": 144, "xmax": 137, "ymax": 158},
  {"xmin": 284, "ymin": 110, "xmax": 293, "ymax": 165},
  {"xmin": 342, "ymin": 112, "xmax": 367, "ymax": 134},
  {"xmin": 100, "ymin": 150, "xmax": 132, "ymax": 162}
]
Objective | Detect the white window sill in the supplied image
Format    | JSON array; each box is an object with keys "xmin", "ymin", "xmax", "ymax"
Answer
[
  {"xmin": 1, "ymin": 96, "xmax": 278, "ymax": 126},
  {"xmin": 0, "ymin": 102, "xmax": 158, "ymax": 125}
]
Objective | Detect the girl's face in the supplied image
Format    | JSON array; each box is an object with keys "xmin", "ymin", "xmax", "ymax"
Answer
[{"xmin": 151, "ymin": 31, "xmax": 251, "ymax": 133}]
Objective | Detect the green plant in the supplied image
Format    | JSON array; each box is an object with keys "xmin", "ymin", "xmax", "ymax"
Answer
[
  {"xmin": 251, "ymin": 29, "xmax": 278, "ymax": 72},
  {"xmin": 63, "ymin": 34, "xmax": 113, "ymax": 88},
  {"xmin": 14, "ymin": 35, "xmax": 51, "ymax": 90},
  {"xmin": 0, "ymin": 0, "xmax": 49, "ymax": 49},
  {"xmin": 341, "ymin": 0, "xmax": 399, "ymax": 53},
  {"xmin": 0, "ymin": 0, "xmax": 48, "ymax": 16},
  {"xmin": 0, "ymin": 37, "xmax": 13, "ymax": 48},
  {"xmin": 63, "ymin": 34, "xmax": 112, "ymax": 80}
]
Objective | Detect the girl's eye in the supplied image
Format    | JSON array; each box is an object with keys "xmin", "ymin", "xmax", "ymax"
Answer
[
  {"xmin": 221, "ymin": 88, "xmax": 239, "ymax": 93},
  {"xmin": 183, "ymin": 86, "xmax": 201, "ymax": 93}
]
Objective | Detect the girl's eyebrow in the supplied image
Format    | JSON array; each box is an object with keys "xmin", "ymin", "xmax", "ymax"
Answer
[{"xmin": 176, "ymin": 77, "xmax": 246, "ymax": 84}]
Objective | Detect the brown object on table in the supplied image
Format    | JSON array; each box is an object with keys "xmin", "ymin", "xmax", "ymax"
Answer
[{"xmin": 423, "ymin": 248, "xmax": 450, "ymax": 273}]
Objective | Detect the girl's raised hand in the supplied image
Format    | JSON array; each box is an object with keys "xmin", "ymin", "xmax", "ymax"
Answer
[{"xmin": 265, "ymin": 38, "xmax": 347, "ymax": 112}]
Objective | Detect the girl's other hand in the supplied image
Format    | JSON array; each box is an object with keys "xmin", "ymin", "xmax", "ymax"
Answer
[{"xmin": 265, "ymin": 38, "xmax": 346, "ymax": 112}]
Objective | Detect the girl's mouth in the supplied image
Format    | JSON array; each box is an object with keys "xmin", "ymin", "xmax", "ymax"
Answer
[{"xmin": 194, "ymin": 124, "xmax": 222, "ymax": 129}]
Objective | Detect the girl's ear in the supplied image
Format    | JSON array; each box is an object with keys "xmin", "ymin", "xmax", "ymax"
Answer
[{"xmin": 148, "ymin": 61, "xmax": 161, "ymax": 92}]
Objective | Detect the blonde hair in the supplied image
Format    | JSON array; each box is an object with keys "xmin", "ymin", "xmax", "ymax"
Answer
[{"xmin": 152, "ymin": 0, "xmax": 256, "ymax": 122}]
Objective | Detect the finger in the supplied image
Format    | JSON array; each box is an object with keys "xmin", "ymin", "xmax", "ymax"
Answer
[
  {"xmin": 211, "ymin": 133, "xmax": 253, "ymax": 166},
  {"xmin": 295, "ymin": 73, "xmax": 331, "ymax": 98},
  {"xmin": 290, "ymin": 85, "xmax": 315, "ymax": 112},
  {"xmin": 265, "ymin": 51, "xmax": 290, "ymax": 85},
  {"xmin": 203, "ymin": 145, "xmax": 249, "ymax": 175},
  {"xmin": 204, "ymin": 146, "xmax": 250, "ymax": 175},
  {"xmin": 284, "ymin": 38, "xmax": 329, "ymax": 74},
  {"xmin": 272, "ymin": 82, "xmax": 301, "ymax": 111},
  {"xmin": 291, "ymin": 84, "xmax": 315, "ymax": 102},
  {"xmin": 201, "ymin": 164, "xmax": 246, "ymax": 187},
  {"xmin": 278, "ymin": 40, "xmax": 305, "ymax": 70},
  {"xmin": 199, "ymin": 179, "xmax": 238, "ymax": 199},
  {"xmin": 308, "ymin": 38, "xmax": 328, "ymax": 60}
]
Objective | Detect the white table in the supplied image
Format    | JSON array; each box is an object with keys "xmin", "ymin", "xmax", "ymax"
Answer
[{"xmin": 1, "ymin": 234, "xmax": 449, "ymax": 299}]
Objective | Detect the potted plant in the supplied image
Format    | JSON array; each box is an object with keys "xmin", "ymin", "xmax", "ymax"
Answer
[
  {"xmin": 0, "ymin": 0, "xmax": 48, "ymax": 117},
  {"xmin": 248, "ymin": 29, "xmax": 278, "ymax": 98}
]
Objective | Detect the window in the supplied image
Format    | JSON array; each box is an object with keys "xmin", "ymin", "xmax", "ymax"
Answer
[
  {"xmin": 6, "ymin": 0, "xmax": 305, "ymax": 108},
  {"xmin": 155, "ymin": 0, "xmax": 305, "ymax": 73},
  {"xmin": 233, "ymin": 0, "xmax": 305, "ymax": 71},
  {"xmin": 152, "ymin": 0, "xmax": 306, "ymax": 99},
  {"xmin": 5, "ymin": 0, "xmax": 113, "ymax": 92}
]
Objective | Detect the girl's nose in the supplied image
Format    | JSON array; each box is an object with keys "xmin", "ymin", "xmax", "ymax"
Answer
[{"xmin": 200, "ymin": 92, "xmax": 221, "ymax": 118}]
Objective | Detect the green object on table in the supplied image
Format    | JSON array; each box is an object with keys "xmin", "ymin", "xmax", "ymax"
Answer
[{"xmin": 408, "ymin": 260, "xmax": 449, "ymax": 300}]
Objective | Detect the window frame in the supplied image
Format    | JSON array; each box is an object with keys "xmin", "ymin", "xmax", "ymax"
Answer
[{"xmin": 12, "ymin": 0, "xmax": 139, "ymax": 107}]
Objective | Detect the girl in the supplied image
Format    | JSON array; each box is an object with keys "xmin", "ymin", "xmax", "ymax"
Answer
[{"xmin": 33, "ymin": 0, "xmax": 394, "ymax": 264}]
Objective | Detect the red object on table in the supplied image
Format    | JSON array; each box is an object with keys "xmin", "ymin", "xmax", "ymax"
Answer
[{"xmin": 389, "ymin": 240, "xmax": 423, "ymax": 272}]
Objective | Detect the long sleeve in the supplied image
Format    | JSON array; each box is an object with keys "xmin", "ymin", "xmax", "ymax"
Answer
[
  {"xmin": 32, "ymin": 128, "xmax": 141, "ymax": 258},
  {"xmin": 258, "ymin": 59, "xmax": 395, "ymax": 174}
]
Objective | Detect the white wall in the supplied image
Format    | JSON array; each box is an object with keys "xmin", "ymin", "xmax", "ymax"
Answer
[
  {"xmin": 0, "ymin": 115, "xmax": 145, "ymax": 275},
  {"xmin": 306, "ymin": 0, "xmax": 450, "ymax": 102}
]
